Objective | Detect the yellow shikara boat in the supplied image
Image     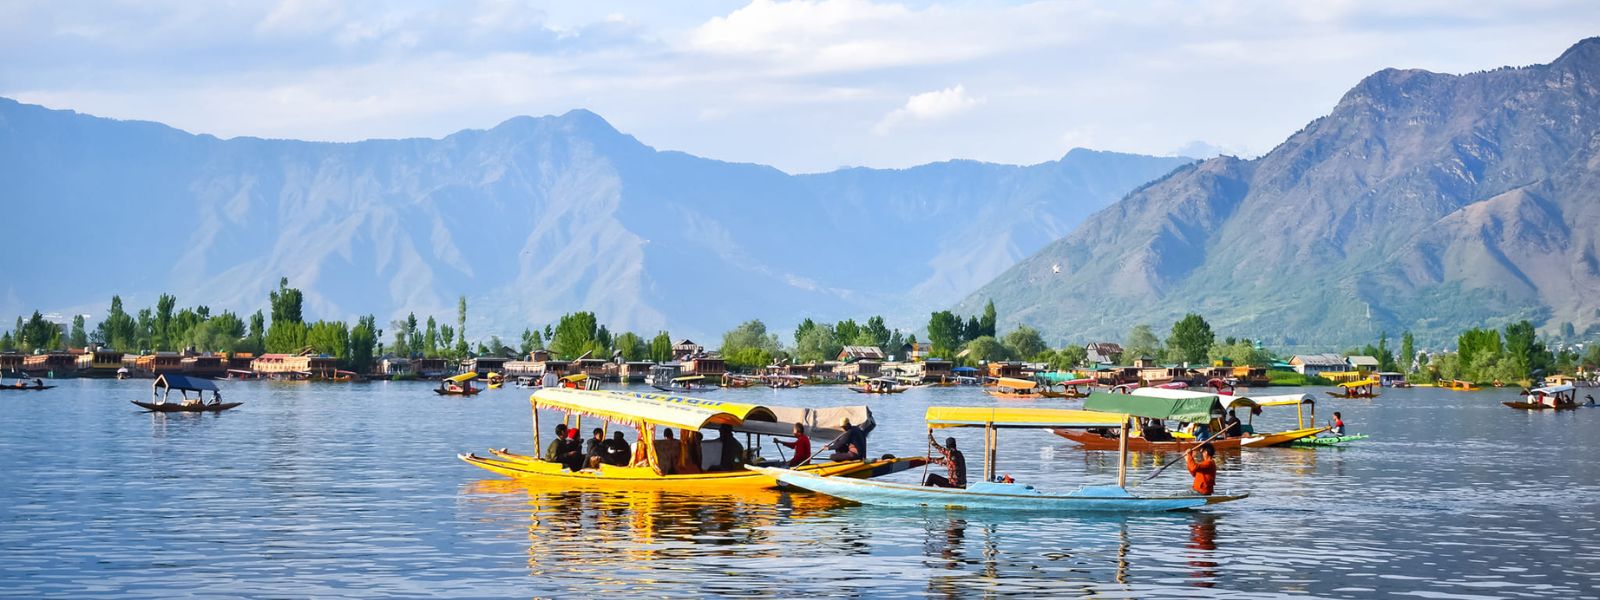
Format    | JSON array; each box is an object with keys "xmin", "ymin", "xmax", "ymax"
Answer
[
  {"xmin": 459, "ymin": 388, "xmax": 923, "ymax": 490},
  {"xmin": 1326, "ymin": 377, "xmax": 1380, "ymax": 399},
  {"xmin": 1445, "ymin": 379, "xmax": 1480, "ymax": 391}
]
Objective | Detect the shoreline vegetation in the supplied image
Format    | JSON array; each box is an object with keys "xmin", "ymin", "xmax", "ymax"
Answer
[{"xmin": 2, "ymin": 279, "xmax": 1595, "ymax": 385}]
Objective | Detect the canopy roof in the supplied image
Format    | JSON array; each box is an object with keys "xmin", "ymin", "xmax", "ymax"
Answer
[
  {"xmin": 1251, "ymin": 393, "xmax": 1316, "ymax": 407},
  {"xmin": 561, "ymin": 373, "xmax": 588, "ymax": 382},
  {"xmin": 994, "ymin": 377, "xmax": 1038, "ymax": 390},
  {"xmin": 1530, "ymin": 384, "xmax": 1575, "ymax": 395},
  {"xmin": 1083, "ymin": 391, "xmax": 1222, "ymax": 424},
  {"xmin": 1034, "ymin": 371, "xmax": 1088, "ymax": 384},
  {"xmin": 1338, "ymin": 378, "xmax": 1380, "ymax": 388},
  {"xmin": 446, "ymin": 371, "xmax": 478, "ymax": 383},
  {"xmin": 154, "ymin": 374, "xmax": 219, "ymax": 392},
  {"xmin": 926, "ymin": 406, "xmax": 1126, "ymax": 429},
  {"xmin": 533, "ymin": 388, "xmax": 776, "ymax": 431},
  {"xmin": 951, "ymin": 366, "xmax": 978, "ymax": 373},
  {"xmin": 746, "ymin": 404, "xmax": 873, "ymax": 439},
  {"xmin": 672, "ymin": 375, "xmax": 706, "ymax": 382},
  {"xmin": 1132, "ymin": 387, "xmax": 1259, "ymax": 411}
]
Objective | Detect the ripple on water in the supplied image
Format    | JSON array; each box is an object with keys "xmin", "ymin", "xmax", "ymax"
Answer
[{"xmin": 1, "ymin": 380, "xmax": 1598, "ymax": 597}]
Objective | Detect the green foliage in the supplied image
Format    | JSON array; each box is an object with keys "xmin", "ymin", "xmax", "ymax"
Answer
[
  {"xmin": 1208, "ymin": 338, "xmax": 1272, "ymax": 366},
  {"xmin": 69, "ymin": 315, "xmax": 88, "ymax": 348},
  {"xmin": 265, "ymin": 279, "xmax": 307, "ymax": 353},
  {"xmin": 794, "ymin": 318, "xmax": 816, "ymax": 347},
  {"xmin": 438, "ymin": 325, "xmax": 455, "ymax": 358},
  {"xmin": 1123, "ymin": 324, "xmax": 1161, "ymax": 362},
  {"xmin": 1037, "ymin": 345, "xmax": 1088, "ymax": 370},
  {"xmin": 721, "ymin": 319, "xmax": 781, "ymax": 361},
  {"xmin": 1399, "ymin": 331, "xmax": 1416, "ymax": 373},
  {"xmin": 1166, "ymin": 313, "xmax": 1214, "ymax": 365},
  {"xmin": 794, "ymin": 322, "xmax": 841, "ymax": 364},
  {"xmin": 17, "ymin": 311, "xmax": 62, "ymax": 352},
  {"xmin": 550, "ymin": 311, "xmax": 599, "ymax": 359},
  {"xmin": 520, "ymin": 328, "xmax": 544, "ymax": 355},
  {"xmin": 455, "ymin": 295, "xmax": 469, "ymax": 357},
  {"xmin": 425, "ymin": 317, "xmax": 439, "ymax": 356},
  {"xmin": 835, "ymin": 319, "xmax": 861, "ymax": 347},
  {"xmin": 927, "ymin": 311, "xmax": 964, "ymax": 358},
  {"xmin": 613, "ymin": 332, "xmax": 646, "ymax": 361},
  {"xmin": 979, "ymin": 300, "xmax": 998, "ymax": 339},
  {"xmin": 305, "ymin": 321, "xmax": 350, "ymax": 359},
  {"xmin": 648, "ymin": 331, "xmax": 673, "ymax": 363},
  {"xmin": 724, "ymin": 347, "xmax": 774, "ymax": 371},
  {"xmin": 97, "ymin": 296, "xmax": 139, "ymax": 352},
  {"xmin": 406, "ymin": 313, "xmax": 423, "ymax": 357},
  {"xmin": 1268, "ymin": 370, "xmax": 1333, "ymax": 386},
  {"xmin": 349, "ymin": 316, "xmax": 379, "ymax": 373},
  {"xmin": 962, "ymin": 336, "xmax": 1009, "ymax": 362},
  {"xmin": 1002, "ymin": 325, "xmax": 1047, "ymax": 361},
  {"xmin": 862, "ymin": 316, "xmax": 891, "ymax": 349},
  {"xmin": 390, "ymin": 318, "xmax": 409, "ymax": 357},
  {"xmin": 964, "ymin": 316, "xmax": 982, "ymax": 344},
  {"xmin": 153, "ymin": 293, "xmax": 176, "ymax": 351}
]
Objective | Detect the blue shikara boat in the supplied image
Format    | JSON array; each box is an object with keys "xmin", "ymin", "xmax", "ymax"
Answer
[{"xmin": 750, "ymin": 405, "xmax": 1247, "ymax": 512}]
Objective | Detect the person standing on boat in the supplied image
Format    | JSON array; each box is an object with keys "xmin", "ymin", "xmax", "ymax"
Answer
[
  {"xmin": 1186, "ymin": 443, "xmax": 1217, "ymax": 496},
  {"xmin": 775, "ymin": 423, "xmax": 811, "ymax": 467},
  {"xmin": 924, "ymin": 434, "xmax": 966, "ymax": 489},
  {"xmin": 544, "ymin": 424, "xmax": 569, "ymax": 462}
]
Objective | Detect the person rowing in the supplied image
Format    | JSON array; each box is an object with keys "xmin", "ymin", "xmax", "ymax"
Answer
[
  {"xmin": 1186, "ymin": 443, "xmax": 1217, "ymax": 495},
  {"xmin": 924, "ymin": 433, "xmax": 966, "ymax": 489}
]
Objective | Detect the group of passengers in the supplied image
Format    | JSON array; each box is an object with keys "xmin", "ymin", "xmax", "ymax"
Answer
[{"xmin": 541, "ymin": 419, "xmax": 874, "ymax": 474}]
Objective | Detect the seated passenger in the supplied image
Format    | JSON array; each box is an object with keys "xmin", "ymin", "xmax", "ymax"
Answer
[
  {"xmin": 711, "ymin": 424, "xmax": 743, "ymax": 472},
  {"xmin": 1142, "ymin": 419, "xmax": 1173, "ymax": 442},
  {"xmin": 559, "ymin": 429, "xmax": 586, "ymax": 472},
  {"xmin": 600, "ymin": 431, "xmax": 631, "ymax": 466},
  {"xmin": 826, "ymin": 420, "xmax": 867, "ymax": 462},
  {"xmin": 676, "ymin": 429, "xmax": 703, "ymax": 475},
  {"xmin": 584, "ymin": 428, "xmax": 606, "ymax": 467},
  {"xmin": 544, "ymin": 424, "xmax": 569, "ymax": 462},
  {"xmin": 652, "ymin": 429, "xmax": 681, "ymax": 475}
]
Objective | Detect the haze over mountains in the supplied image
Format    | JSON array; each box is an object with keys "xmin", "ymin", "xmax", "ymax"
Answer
[
  {"xmin": 0, "ymin": 98, "xmax": 1188, "ymax": 341},
  {"xmin": 960, "ymin": 38, "xmax": 1600, "ymax": 347}
]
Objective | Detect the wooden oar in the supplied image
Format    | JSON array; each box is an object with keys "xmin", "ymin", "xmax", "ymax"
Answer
[
  {"xmin": 796, "ymin": 430, "xmax": 850, "ymax": 466},
  {"xmin": 1138, "ymin": 426, "xmax": 1229, "ymax": 483},
  {"xmin": 771, "ymin": 438, "xmax": 788, "ymax": 465}
]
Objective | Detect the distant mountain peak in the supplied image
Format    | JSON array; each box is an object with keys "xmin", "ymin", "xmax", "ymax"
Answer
[{"xmin": 1553, "ymin": 36, "xmax": 1600, "ymax": 68}]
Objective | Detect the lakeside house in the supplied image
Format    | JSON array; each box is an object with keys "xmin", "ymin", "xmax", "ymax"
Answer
[
  {"xmin": 922, "ymin": 358, "xmax": 954, "ymax": 382},
  {"xmin": 0, "ymin": 352, "xmax": 23, "ymax": 373},
  {"xmin": 672, "ymin": 339, "xmax": 704, "ymax": 361},
  {"xmin": 251, "ymin": 353, "xmax": 338, "ymax": 378},
  {"xmin": 377, "ymin": 356, "xmax": 413, "ymax": 377},
  {"xmin": 411, "ymin": 358, "xmax": 450, "ymax": 378},
  {"xmin": 902, "ymin": 342, "xmax": 932, "ymax": 362},
  {"xmin": 681, "ymin": 354, "xmax": 726, "ymax": 377},
  {"xmin": 1085, "ymin": 342, "xmax": 1124, "ymax": 365},
  {"xmin": 462, "ymin": 356, "xmax": 509, "ymax": 377},
  {"xmin": 838, "ymin": 346, "xmax": 886, "ymax": 362},
  {"xmin": 23, "ymin": 351, "xmax": 76, "ymax": 376},
  {"xmin": 1289, "ymin": 354, "xmax": 1347, "ymax": 377},
  {"xmin": 1346, "ymin": 355, "xmax": 1380, "ymax": 373},
  {"xmin": 181, "ymin": 354, "xmax": 227, "ymax": 378},
  {"xmin": 986, "ymin": 361, "xmax": 1025, "ymax": 380},
  {"xmin": 620, "ymin": 361, "xmax": 655, "ymax": 382},
  {"xmin": 76, "ymin": 348, "xmax": 125, "ymax": 377}
]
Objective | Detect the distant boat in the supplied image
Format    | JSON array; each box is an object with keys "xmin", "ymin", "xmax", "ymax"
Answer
[
  {"xmin": 131, "ymin": 374, "xmax": 241, "ymax": 412},
  {"xmin": 436, "ymin": 372, "xmax": 482, "ymax": 396},
  {"xmin": 0, "ymin": 372, "xmax": 53, "ymax": 391},
  {"xmin": 1504, "ymin": 384, "xmax": 1579, "ymax": 410}
]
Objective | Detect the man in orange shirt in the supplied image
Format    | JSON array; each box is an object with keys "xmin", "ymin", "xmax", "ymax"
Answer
[{"xmin": 1186, "ymin": 443, "xmax": 1217, "ymax": 495}]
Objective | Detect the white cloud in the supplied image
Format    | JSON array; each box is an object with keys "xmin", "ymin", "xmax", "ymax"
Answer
[
  {"xmin": 873, "ymin": 84, "xmax": 982, "ymax": 134},
  {"xmin": 3, "ymin": 0, "xmax": 1599, "ymax": 172}
]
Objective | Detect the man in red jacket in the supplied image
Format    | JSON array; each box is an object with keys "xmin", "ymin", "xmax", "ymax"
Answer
[{"xmin": 1186, "ymin": 443, "xmax": 1217, "ymax": 495}]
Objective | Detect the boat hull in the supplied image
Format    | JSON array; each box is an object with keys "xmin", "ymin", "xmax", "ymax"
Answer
[
  {"xmin": 1285, "ymin": 434, "xmax": 1369, "ymax": 447},
  {"xmin": 459, "ymin": 450, "xmax": 925, "ymax": 490},
  {"xmin": 131, "ymin": 401, "xmax": 243, "ymax": 412},
  {"xmin": 1052, "ymin": 428, "xmax": 1245, "ymax": 451},
  {"xmin": 1, "ymin": 386, "xmax": 55, "ymax": 391},
  {"xmin": 750, "ymin": 466, "xmax": 1245, "ymax": 512},
  {"xmin": 435, "ymin": 388, "xmax": 481, "ymax": 396},
  {"xmin": 1503, "ymin": 401, "xmax": 1579, "ymax": 411}
]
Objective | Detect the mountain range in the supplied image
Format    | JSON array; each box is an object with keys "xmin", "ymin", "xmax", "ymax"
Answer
[
  {"xmin": 959, "ymin": 37, "xmax": 1600, "ymax": 347},
  {"xmin": 0, "ymin": 98, "xmax": 1189, "ymax": 341}
]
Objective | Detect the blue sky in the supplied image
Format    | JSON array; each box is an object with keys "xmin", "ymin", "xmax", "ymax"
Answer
[{"xmin": 3, "ymin": 0, "xmax": 1597, "ymax": 172}]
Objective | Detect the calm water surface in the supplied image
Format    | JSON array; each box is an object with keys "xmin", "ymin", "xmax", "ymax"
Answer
[{"xmin": 2, "ymin": 379, "xmax": 1597, "ymax": 598}]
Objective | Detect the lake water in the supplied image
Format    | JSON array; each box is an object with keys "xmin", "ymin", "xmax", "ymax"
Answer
[{"xmin": 1, "ymin": 379, "xmax": 1597, "ymax": 598}]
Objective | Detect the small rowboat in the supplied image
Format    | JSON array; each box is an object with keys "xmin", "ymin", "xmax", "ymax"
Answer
[
  {"xmin": 134, "ymin": 374, "xmax": 241, "ymax": 413},
  {"xmin": 1284, "ymin": 434, "xmax": 1368, "ymax": 447},
  {"xmin": 1326, "ymin": 378, "xmax": 1380, "ymax": 399},
  {"xmin": 437, "ymin": 371, "xmax": 482, "ymax": 395},
  {"xmin": 755, "ymin": 405, "xmax": 1247, "ymax": 512},
  {"xmin": 0, "ymin": 384, "xmax": 55, "ymax": 391},
  {"xmin": 1506, "ymin": 384, "xmax": 1578, "ymax": 410},
  {"xmin": 132, "ymin": 400, "xmax": 243, "ymax": 413}
]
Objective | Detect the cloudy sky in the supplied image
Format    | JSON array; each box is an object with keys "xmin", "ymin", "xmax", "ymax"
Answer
[{"xmin": 3, "ymin": 0, "xmax": 1597, "ymax": 172}]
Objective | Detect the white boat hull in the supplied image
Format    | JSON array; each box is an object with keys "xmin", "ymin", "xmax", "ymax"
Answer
[{"xmin": 749, "ymin": 466, "xmax": 1245, "ymax": 512}]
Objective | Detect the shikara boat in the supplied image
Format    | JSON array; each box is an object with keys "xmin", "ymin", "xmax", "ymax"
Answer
[
  {"xmin": 0, "ymin": 374, "xmax": 53, "ymax": 391},
  {"xmin": 766, "ymin": 375, "xmax": 805, "ymax": 389},
  {"xmin": 985, "ymin": 377, "xmax": 1046, "ymax": 399},
  {"xmin": 1445, "ymin": 379, "xmax": 1480, "ymax": 392},
  {"xmin": 131, "ymin": 374, "xmax": 241, "ymax": 412},
  {"xmin": 486, "ymin": 372, "xmax": 505, "ymax": 389},
  {"xmin": 651, "ymin": 375, "xmax": 719, "ymax": 393},
  {"xmin": 755, "ymin": 405, "xmax": 1247, "ymax": 512},
  {"xmin": 1326, "ymin": 378, "xmax": 1380, "ymax": 399},
  {"xmin": 1504, "ymin": 384, "xmax": 1579, "ymax": 410},
  {"xmin": 1249, "ymin": 393, "xmax": 1360, "ymax": 446},
  {"xmin": 436, "ymin": 371, "xmax": 482, "ymax": 396},
  {"xmin": 459, "ymin": 388, "xmax": 923, "ymax": 489},
  {"xmin": 1053, "ymin": 390, "xmax": 1324, "ymax": 450},
  {"xmin": 1285, "ymin": 434, "xmax": 1369, "ymax": 447},
  {"xmin": 850, "ymin": 378, "xmax": 908, "ymax": 394}
]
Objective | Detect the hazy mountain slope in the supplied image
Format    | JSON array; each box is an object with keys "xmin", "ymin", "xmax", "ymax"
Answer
[
  {"xmin": 0, "ymin": 100, "xmax": 1189, "ymax": 340},
  {"xmin": 960, "ymin": 38, "xmax": 1600, "ymax": 346}
]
